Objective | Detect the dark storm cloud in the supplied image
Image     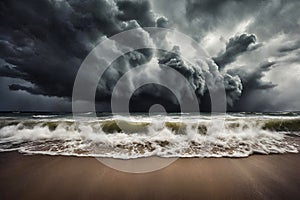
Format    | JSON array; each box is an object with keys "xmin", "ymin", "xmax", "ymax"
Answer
[
  {"xmin": 158, "ymin": 46, "xmax": 206, "ymax": 96},
  {"xmin": 157, "ymin": 46, "xmax": 242, "ymax": 107},
  {"xmin": 0, "ymin": 76, "xmax": 71, "ymax": 111},
  {"xmin": 1, "ymin": 0, "xmax": 300, "ymax": 112},
  {"xmin": 116, "ymin": 0, "xmax": 156, "ymax": 27},
  {"xmin": 227, "ymin": 61, "xmax": 277, "ymax": 111},
  {"xmin": 0, "ymin": 0, "xmax": 155, "ymax": 101},
  {"xmin": 0, "ymin": 0, "xmax": 245, "ymax": 112},
  {"xmin": 213, "ymin": 33, "xmax": 259, "ymax": 69},
  {"xmin": 171, "ymin": 0, "xmax": 300, "ymax": 111},
  {"xmin": 156, "ymin": 17, "xmax": 169, "ymax": 28},
  {"xmin": 229, "ymin": 61, "xmax": 277, "ymax": 91}
]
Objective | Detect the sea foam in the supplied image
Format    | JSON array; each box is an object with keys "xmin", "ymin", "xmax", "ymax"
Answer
[{"xmin": 0, "ymin": 114, "xmax": 299, "ymax": 159}]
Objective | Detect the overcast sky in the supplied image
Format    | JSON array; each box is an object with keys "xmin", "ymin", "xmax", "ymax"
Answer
[{"xmin": 0, "ymin": 0, "xmax": 300, "ymax": 112}]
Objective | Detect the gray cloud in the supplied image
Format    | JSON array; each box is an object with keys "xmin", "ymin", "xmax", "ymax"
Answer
[
  {"xmin": 227, "ymin": 61, "xmax": 278, "ymax": 111},
  {"xmin": 0, "ymin": 0, "xmax": 155, "ymax": 100},
  {"xmin": 184, "ymin": 0, "xmax": 264, "ymax": 40},
  {"xmin": 213, "ymin": 33, "xmax": 259, "ymax": 69},
  {"xmin": 247, "ymin": 0, "xmax": 300, "ymax": 41},
  {"xmin": 0, "ymin": 77, "xmax": 71, "ymax": 112},
  {"xmin": 0, "ymin": 0, "xmax": 300, "ymax": 112},
  {"xmin": 278, "ymin": 40, "xmax": 300, "ymax": 53},
  {"xmin": 157, "ymin": 46, "xmax": 243, "ymax": 108},
  {"xmin": 116, "ymin": 0, "xmax": 156, "ymax": 27},
  {"xmin": 229, "ymin": 61, "xmax": 277, "ymax": 91},
  {"xmin": 156, "ymin": 16, "xmax": 169, "ymax": 28}
]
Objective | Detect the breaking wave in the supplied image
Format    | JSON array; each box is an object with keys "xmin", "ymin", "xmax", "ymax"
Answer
[{"xmin": 0, "ymin": 114, "xmax": 299, "ymax": 159}]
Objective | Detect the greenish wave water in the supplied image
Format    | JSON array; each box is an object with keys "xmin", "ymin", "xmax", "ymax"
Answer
[{"xmin": 0, "ymin": 113, "xmax": 299, "ymax": 158}]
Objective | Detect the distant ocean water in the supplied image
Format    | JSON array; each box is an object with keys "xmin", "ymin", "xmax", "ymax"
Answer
[{"xmin": 0, "ymin": 112, "xmax": 299, "ymax": 159}]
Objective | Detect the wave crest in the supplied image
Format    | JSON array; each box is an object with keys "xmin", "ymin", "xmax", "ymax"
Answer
[{"xmin": 0, "ymin": 116, "xmax": 299, "ymax": 158}]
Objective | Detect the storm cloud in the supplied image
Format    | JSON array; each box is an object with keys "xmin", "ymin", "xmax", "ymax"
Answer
[
  {"xmin": 0, "ymin": 0, "xmax": 155, "ymax": 102},
  {"xmin": 0, "ymin": 0, "xmax": 300, "ymax": 112},
  {"xmin": 213, "ymin": 33, "xmax": 260, "ymax": 69}
]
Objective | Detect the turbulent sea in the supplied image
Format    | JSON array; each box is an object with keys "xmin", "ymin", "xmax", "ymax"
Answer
[{"xmin": 0, "ymin": 112, "xmax": 299, "ymax": 159}]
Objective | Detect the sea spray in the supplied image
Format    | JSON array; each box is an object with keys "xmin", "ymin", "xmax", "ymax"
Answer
[{"xmin": 0, "ymin": 114, "xmax": 299, "ymax": 158}]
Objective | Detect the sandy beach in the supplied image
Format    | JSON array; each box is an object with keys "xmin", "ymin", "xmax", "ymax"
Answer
[{"xmin": 0, "ymin": 152, "xmax": 299, "ymax": 200}]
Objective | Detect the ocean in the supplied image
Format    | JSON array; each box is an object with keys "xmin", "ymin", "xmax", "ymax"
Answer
[{"xmin": 0, "ymin": 112, "xmax": 299, "ymax": 159}]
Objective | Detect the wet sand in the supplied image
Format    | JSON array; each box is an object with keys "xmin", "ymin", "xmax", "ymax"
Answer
[{"xmin": 0, "ymin": 152, "xmax": 299, "ymax": 200}]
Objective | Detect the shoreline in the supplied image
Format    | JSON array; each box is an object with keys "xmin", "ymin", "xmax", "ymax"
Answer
[{"xmin": 0, "ymin": 151, "xmax": 300, "ymax": 200}]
